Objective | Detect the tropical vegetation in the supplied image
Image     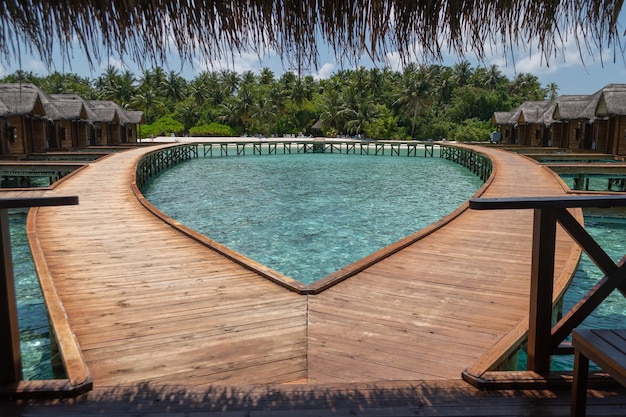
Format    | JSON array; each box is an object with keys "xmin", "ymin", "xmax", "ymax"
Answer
[{"xmin": 1, "ymin": 62, "xmax": 550, "ymax": 141}]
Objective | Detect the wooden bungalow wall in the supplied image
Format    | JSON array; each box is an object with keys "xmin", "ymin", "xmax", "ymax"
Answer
[
  {"xmin": 7, "ymin": 115, "xmax": 48, "ymax": 155},
  {"xmin": 606, "ymin": 115, "xmax": 626, "ymax": 156},
  {"xmin": 593, "ymin": 120, "xmax": 610, "ymax": 153}
]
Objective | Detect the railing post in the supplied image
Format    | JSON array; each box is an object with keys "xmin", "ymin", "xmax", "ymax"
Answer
[
  {"xmin": 0, "ymin": 208, "xmax": 23, "ymax": 383},
  {"xmin": 527, "ymin": 207, "xmax": 557, "ymax": 373}
]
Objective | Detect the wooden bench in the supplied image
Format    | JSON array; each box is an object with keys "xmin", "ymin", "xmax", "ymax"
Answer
[{"xmin": 571, "ymin": 329, "xmax": 626, "ymax": 417}]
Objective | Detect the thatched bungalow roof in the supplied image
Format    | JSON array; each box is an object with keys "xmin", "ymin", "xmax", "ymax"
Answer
[
  {"xmin": 37, "ymin": 90, "xmax": 92, "ymax": 121},
  {"xmin": 124, "ymin": 110, "xmax": 146, "ymax": 124},
  {"xmin": 43, "ymin": 96, "xmax": 89, "ymax": 121},
  {"xmin": 87, "ymin": 101, "xmax": 123, "ymax": 124},
  {"xmin": 595, "ymin": 84, "xmax": 626, "ymax": 117},
  {"xmin": 517, "ymin": 101, "xmax": 551, "ymax": 124},
  {"xmin": 491, "ymin": 112, "xmax": 515, "ymax": 125},
  {"xmin": 542, "ymin": 95, "xmax": 594, "ymax": 125},
  {"xmin": 1, "ymin": 1, "xmax": 624, "ymax": 71},
  {"xmin": 0, "ymin": 83, "xmax": 46, "ymax": 117},
  {"xmin": 51, "ymin": 94, "xmax": 100, "ymax": 121}
]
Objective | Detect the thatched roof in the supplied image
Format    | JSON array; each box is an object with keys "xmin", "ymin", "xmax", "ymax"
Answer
[
  {"xmin": 87, "ymin": 100, "xmax": 124, "ymax": 124},
  {"xmin": 51, "ymin": 94, "xmax": 99, "ymax": 121},
  {"xmin": 492, "ymin": 111, "xmax": 515, "ymax": 125},
  {"xmin": 1, "ymin": 1, "xmax": 624, "ymax": 71},
  {"xmin": 124, "ymin": 110, "xmax": 146, "ymax": 124},
  {"xmin": 0, "ymin": 84, "xmax": 146, "ymax": 125},
  {"xmin": 544, "ymin": 95, "xmax": 594, "ymax": 124},
  {"xmin": 595, "ymin": 84, "xmax": 626, "ymax": 117},
  {"xmin": 0, "ymin": 83, "xmax": 46, "ymax": 116},
  {"xmin": 517, "ymin": 101, "xmax": 551, "ymax": 124}
]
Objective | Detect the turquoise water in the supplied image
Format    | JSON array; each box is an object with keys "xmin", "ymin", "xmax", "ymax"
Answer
[
  {"xmin": 549, "ymin": 215, "xmax": 626, "ymax": 370},
  {"xmin": 142, "ymin": 153, "xmax": 484, "ymax": 284},
  {"xmin": 10, "ymin": 213, "xmax": 54, "ymax": 380}
]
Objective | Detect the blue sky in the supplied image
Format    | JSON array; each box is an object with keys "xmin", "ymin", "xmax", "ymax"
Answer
[{"xmin": 1, "ymin": 25, "xmax": 625, "ymax": 96}]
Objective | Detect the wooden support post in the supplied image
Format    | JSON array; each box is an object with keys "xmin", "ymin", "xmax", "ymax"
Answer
[
  {"xmin": 527, "ymin": 207, "xmax": 557, "ymax": 373},
  {"xmin": 0, "ymin": 208, "xmax": 22, "ymax": 384}
]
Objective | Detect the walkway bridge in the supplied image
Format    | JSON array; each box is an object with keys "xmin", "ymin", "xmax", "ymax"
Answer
[
  {"xmin": 9, "ymin": 140, "xmax": 626, "ymax": 416},
  {"xmin": 11, "ymin": 141, "xmax": 585, "ymax": 390}
]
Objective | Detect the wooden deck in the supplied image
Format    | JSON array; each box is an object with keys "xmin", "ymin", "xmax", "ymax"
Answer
[
  {"xmin": 2, "ymin": 379, "xmax": 626, "ymax": 416},
  {"xmin": 4, "ymin": 142, "xmax": 626, "ymax": 414},
  {"xmin": 28, "ymin": 143, "xmax": 582, "ymax": 386}
]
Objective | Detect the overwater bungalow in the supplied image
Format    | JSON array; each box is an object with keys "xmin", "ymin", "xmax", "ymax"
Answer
[
  {"xmin": 491, "ymin": 111, "xmax": 516, "ymax": 144},
  {"xmin": 513, "ymin": 101, "xmax": 552, "ymax": 147},
  {"xmin": 0, "ymin": 84, "xmax": 144, "ymax": 156},
  {"xmin": 493, "ymin": 84, "xmax": 626, "ymax": 156},
  {"xmin": 0, "ymin": 83, "xmax": 48, "ymax": 157},
  {"xmin": 49, "ymin": 94, "xmax": 99, "ymax": 148},
  {"xmin": 592, "ymin": 84, "xmax": 626, "ymax": 156},
  {"xmin": 86, "ymin": 100, "xmax": 124, "ymax": 146},
  {"xmin": 545, "ymin": 95, "xmax": 596, "ymax": 150},
  {"xmin": 123, "ymin": 110, "xmax": 146, "ymax": 143}
]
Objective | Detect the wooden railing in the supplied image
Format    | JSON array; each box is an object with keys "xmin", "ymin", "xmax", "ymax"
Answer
[
  {"xmin": 440, "ymin": 145, "xmax": 492, "ymax": 181},
  {"xmin": 465, "ymin": 195, "xmax": 626, "ymax": 387},
  {"xmin": 135, "ymin": 144, "xmax": 198, "ymax": 189},
  {"xmin": 0, "ymin": 195, "xmax": 92, "ymax": 398},
  {"xmin": 196, "ymin": 140, "xmax": 439, "ymax": 157}
]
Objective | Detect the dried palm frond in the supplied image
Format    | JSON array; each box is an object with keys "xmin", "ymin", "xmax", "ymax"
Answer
[{"xmin": 0, "ymin": 0, "xmax": 623, "ymax": 71}]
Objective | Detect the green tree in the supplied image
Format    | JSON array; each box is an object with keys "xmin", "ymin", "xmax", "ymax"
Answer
[{"xmin": 394, "ymin": 65, "xmax": 432, "ymax": 138}]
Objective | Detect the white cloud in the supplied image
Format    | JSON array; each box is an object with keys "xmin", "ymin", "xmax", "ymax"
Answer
[{"xmin": 311, "ymin": 63, "xmax": 335, "ymax": 80}]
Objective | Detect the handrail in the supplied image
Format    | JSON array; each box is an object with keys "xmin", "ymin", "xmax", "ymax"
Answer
[
  {"xmin": 465, "ymin": 195, "xmax": 626, "ymax": 381},
  {"xmin": 0, "ymin": 195, "xmax": 92, "ymax": 398}
]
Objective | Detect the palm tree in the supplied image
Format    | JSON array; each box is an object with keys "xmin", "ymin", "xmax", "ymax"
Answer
[
  {"xmin": 175, "ymin": 99, "xmax": 200, "ymax": 132},
  {"xmin": 486, "ymin": 65, "xmax": 503, "ymax": 90},
  {"xmin": 291, "ymin": 78, "xmax": 307, "ymax": 109},
  {"xmin": 259, "ymin": 67, "xmax": 275, "ymax": 85},
  {"xmin": 250, "ymin": 97, "xmax": 277, "ymax": 134},
  {"xmin": 161, "ymin": 71, "xmax": 187, "ymax": 103},
  {"xmin": 95, "ymin": 66, "xmax": 136, "ymax": 106},
  {"xmin": 342, "ymin": 100, "xmax": 379, "ymax": 136},
  {"xmin": 220, "ymin": 70, "xmax": 240, "ymax": 95},
  {"xmin": 130, "ymin": 87, "xmax": 166, "ymax": 122},
  {"xmin": 394, "ymin": 66, "xmax": 432, "ymax": 138},
  {"xmin": 241, "ymin": 70, "xmax": 257, "ymax": 87},
  {"xmin": 545, "ymin": 82, "xmax": 559, "ymax": 100},
  {"xmin": 319, "ymin": 88, "xmax": 345, "ymax": 132},
  {"xmin": 453, "ymin": 60, "xmax": 473, "ymax": 87}
]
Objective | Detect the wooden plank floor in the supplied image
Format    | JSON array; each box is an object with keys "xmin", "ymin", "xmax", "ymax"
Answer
[
  {"xmin": 31, "ymin": 143, "xmax": 580, "ymax": 388},
  {"xmin": 306, "ymin": 145, "xmax": 581, "ymax": 382},
  {"xmin": 3, "ymin": 380, "xmax": 626, "ymax": 416},
  {"xmin": 32, "ymin": 146, "xmax": 307, "ymax": 387}
]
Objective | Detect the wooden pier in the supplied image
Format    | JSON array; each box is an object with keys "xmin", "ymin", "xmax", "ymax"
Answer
[
  {"xmin": 2, "ymin": 141, "xmax": 626, "ymax": 415},
  {"xmin": 196, "ymin": 138, "xmax": 437, "ymax": 157}
]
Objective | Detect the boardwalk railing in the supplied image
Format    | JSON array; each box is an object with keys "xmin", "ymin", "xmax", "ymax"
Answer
[
  {"xmin": 135, "ymin": 144, "xmax": 198, "ymax": 189},
  {"xmin": 0, "ymin": 195, "xmax": 92, "ymax": 398},
  {"xmin": 440, "ymin": 144, "xmax": 492, "ymax": 181},
  {"xmin": 464, "ymin": 195, "xmax": 626, "ymax": 388},
  {"xmin": 197, "ymin": 139, "xmax": 438, "ymax": 157}
]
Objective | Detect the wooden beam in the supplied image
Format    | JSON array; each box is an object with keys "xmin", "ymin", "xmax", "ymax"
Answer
[
  {"xmin": 469, "ymin": 195, "xmax": 626, "ymax": 210},
  {"xmin": 0, "ymin": 196, "xmax": 78, "ymax": 385},
  {"xmin": 527, "ymin": 208, "xmax": 557, "ymax": 373},
  {"xmin": 552, "ymin": 259, "xmax": 626, "ymax": 346},
  {"xmin": 0, "ymin": 209, "xmax": 21, "ymax": 384}
]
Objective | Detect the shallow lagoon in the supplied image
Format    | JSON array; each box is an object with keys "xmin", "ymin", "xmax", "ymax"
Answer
[
  {"xmin": 143, "ymin": 153, "xmax": 484, "ymax": 284},
  {"xmin": 11, "ymin": 213, "xmax": 54, "ymax": 380}
]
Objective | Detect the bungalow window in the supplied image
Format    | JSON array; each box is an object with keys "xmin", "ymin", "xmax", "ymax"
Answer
[
  {"xmin": 7, "ymin": 127, "xmax": 16, "ymax": 143},
  {"xmin": 59, "ymin": 127, "xmax": 66, "ymax": 140}
]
